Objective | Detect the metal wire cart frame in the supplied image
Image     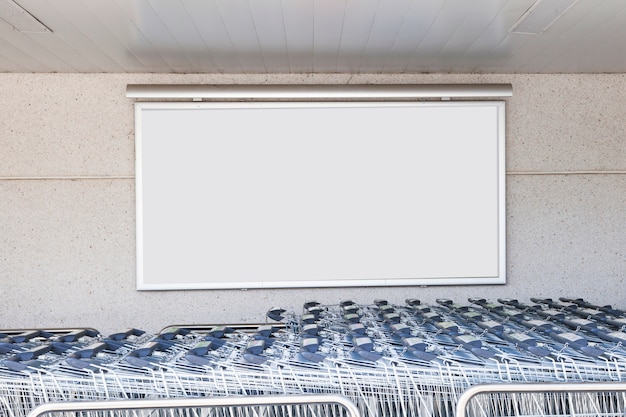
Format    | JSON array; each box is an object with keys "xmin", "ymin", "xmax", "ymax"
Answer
[
  {"xmin": 457, "ymin": 382, "xmax": 626, "ymax": 417},
  {"xmin": 26, "ymin": 394, "xmax": 361, "ymax": 417},
  {"xmin": 2, "ymin": 297, "xmax": 626, "ymax": 417}
]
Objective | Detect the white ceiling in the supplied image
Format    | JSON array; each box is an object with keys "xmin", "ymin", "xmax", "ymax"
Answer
[{"xmin": 1, "ymin": 0, "xmax": 626, "ymax": 74}]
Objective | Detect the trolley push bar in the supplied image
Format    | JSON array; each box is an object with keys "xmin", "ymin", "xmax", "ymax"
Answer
[
  {"xmin": 456, "ymin": 382, "xmax": 626, "ymax": 417},
  {"xmin": 27, "ymin": 394, "xmax": 362, "ymax": 417}
]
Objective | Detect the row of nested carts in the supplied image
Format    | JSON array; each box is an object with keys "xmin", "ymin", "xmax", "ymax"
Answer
[{"xmin": 2, "ymin": 296, "xmax": 626, "ymax": 417}]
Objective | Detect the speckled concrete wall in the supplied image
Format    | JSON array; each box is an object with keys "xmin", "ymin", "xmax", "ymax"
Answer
[{"xmin": 1, "ymin": 73, "xmax": 625, "ymax": 335}]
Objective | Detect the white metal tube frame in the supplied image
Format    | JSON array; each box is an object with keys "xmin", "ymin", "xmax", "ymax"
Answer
[
  {"xmin": 27, "ymin": 394, "xmax": 361, "ymax": 417},
  {"xmin": 456, "ymin": 382, "xmax": 626, "ymax": 417},
  {"xmin": 126, "ymin": 84, "xmax": 512, "ymax": 101}
]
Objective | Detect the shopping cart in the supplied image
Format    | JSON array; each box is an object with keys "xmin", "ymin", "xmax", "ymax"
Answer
[
  {"xmin": 26, "ymin": 394, "xmax": 361, "ymax": 417},
  {"xmin": 456, "ymin": 382, "xmax": 626, "ymax": 417},
  {"xmin": 2, "ymin": 297, "xmax": 626, "ymax": 417}
]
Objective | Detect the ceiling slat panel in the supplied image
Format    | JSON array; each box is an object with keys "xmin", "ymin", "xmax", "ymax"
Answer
[
  {"xmin": 0, "ymin": 22, "xmax": 66, "ymax": 71},
  {"xmin": 311, "ymin": 0, "xmax": 347, "ymax": 72},
  {"xmin": 336, "ymin": 0, "xmax": 380, "ymax": 72},
  {"xmin": 466, "ymin": 0, "xmax": 534, "ymax": 52},
  {"xmin": 586, "ymin": 8, "xmax": 626, "ymax": 73},
  {"xmin": 0, "ymin": 48, "xmax": 29, "ymax": 72},
  {"xmin": 538, "ymin": 0, "xmax": 626, "ymax": 73},
  {"xmin": 80, "ymin": 0, "xmax": 165, "ymax": 72},
  {"xmin": 282, "ymin": 0, "xmax": 314, "ymax": 73},
  {"xmin": 215, "ymin": 0, "xmax": 266, "ymax": 73},
  {"xmin": 441, "ymin": 0, "xmax": 504, "ymax": 53},
  {"xmin": 181, "ymin": 0, "xmax": 242, "ymax": 73},
  {"xmin": 473, "ymin": 35, "xmax": 531, "ymax": 73},
  {"xmin": 144, "ymin": 0, "xmax": 217, "ymax": 72},
  {"xmin": 382, "ymin": 0, "xmax": 446, "ymax": 73},
  {"xmin": 516, "ymin": 6, "xmax": 593, "ymax": 72},
  {"xmin": 2, "ymin": 0, "xmax": 626, "ymax": 73},
  {"xmin": 113, "ymin": 0, "xmax": 193, "ymax": 72},
  {"xmin": 496, "ymin": 0, "xmax": 600, "ymax": 73},
  {"xmin": 39, "ymin": 0, "xmax": 139, "ymax": 72},
  {"xmin": 494, "ymin": 35, "xmax": 546, "ymax": 74},
  {"xmin": 249, "ymin": 0, "xmax": 290, "ymax": 73},
  {"xmin": 442, "ymin": 0, "xmax": 516, "ymax": 73},
  {"xmin": 10, "ymin": 0, "xmax": 121, "ymax": 72},
  {"xmin": 16, "ymin": 34, "xmax": 86, "ymax": 72},
  {"xmin": 0, "ymin": 30, "xmax": 52, "ymax": 71},
  {"xmin": 514, "ymin": 1, "xmax": 600, "ymax": 72},
  {"xmin": 463, "ymin": 0, "xmax": 535, "ymax": 72},
  {"xmin": 81, "ymin": 0, "xmax": 170, "ymax": 72},
  {"xmin": 358, "ymin": 0, "xmax": 413, "ymax": 72},
  {"xmin": 405, "ymin": 0, "xmax": 475, "ymax": 72}
]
